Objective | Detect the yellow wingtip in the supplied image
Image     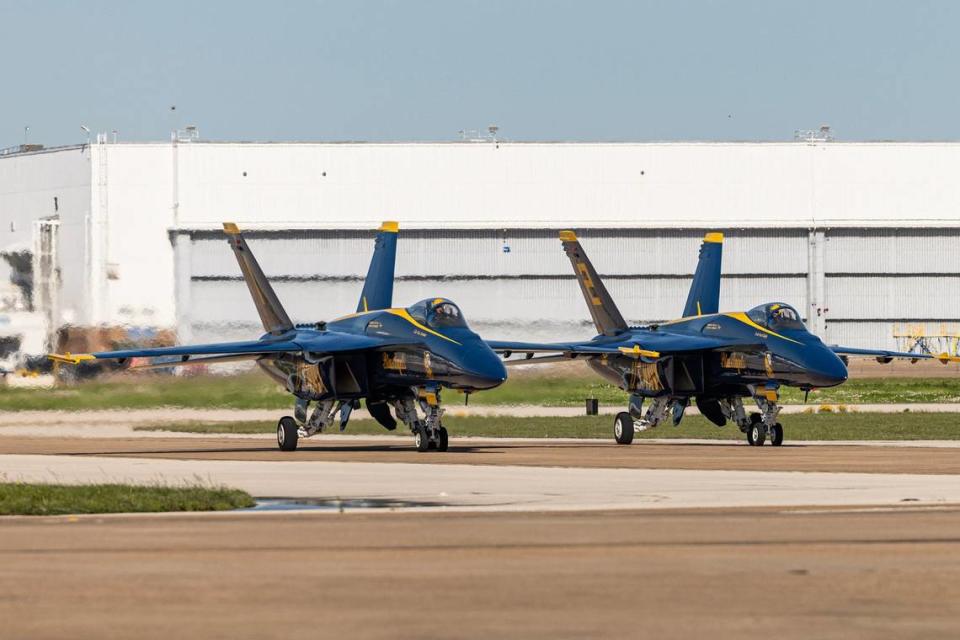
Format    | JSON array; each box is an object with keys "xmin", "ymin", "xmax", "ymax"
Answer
[
  {"xmin": 222, "ymin": 222, "xmax": 241, "ymax": 235},
  {"xmin": 704, "ymin": 232, "xmax": 724, "ymax": 243},
  {"xmin": 379, "ymin": 221, "xmax": 399, "ymax": 233},
  {"xmin": 48, "ymin": 353, "xmax": 96, "ymax": 365},
  {"xmin": 559, "ymin": 230, "xmax": 578, "ymax": 242}
]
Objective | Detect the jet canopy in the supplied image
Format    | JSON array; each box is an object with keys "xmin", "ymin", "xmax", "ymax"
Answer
[
  {"xmin": 747, "ymin": 303, "xmax": 805, "ymax": 331},
  {"xmin": 408, "ymin": 298, "xmax": 468, "ymax": 329}
]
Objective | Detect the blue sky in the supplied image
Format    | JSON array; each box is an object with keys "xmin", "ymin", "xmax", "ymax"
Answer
[{"xmin": 2, "ymin": 0, "xmax": 959, "ymax": 145}]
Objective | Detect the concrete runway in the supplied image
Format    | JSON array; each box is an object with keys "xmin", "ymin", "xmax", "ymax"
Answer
[
  {"xmin": 6, "ymin": 451, "xmax": 960, "ymax": 511},
  {"xmin": 2, "ymin": 426, "xmax": 960, "ymax": 638}
]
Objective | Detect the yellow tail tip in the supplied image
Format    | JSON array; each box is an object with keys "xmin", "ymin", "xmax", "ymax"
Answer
[
  {"xmin": 222, "ymin": 222, "xmax": 241, "ymax": 235},
  {"xmin": 704, "ymin": 232, "xmax": 724, "ymax": 243},
  {"xmin": 559, "ymin": 230, "xmax": 578, "ymax": 242},
  {"xmin": 379, "ymin": 221, "xmax": 399, "ymax": 233}
]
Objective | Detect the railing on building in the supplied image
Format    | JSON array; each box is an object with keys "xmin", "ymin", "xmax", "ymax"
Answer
[{"xmin": 893, "ymin": 323, "xmax": 960, "ymax": 357}]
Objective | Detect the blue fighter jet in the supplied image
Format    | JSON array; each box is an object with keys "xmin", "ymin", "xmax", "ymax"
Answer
[
  {"xmin": 50, "ymin": 222, "xmax": 506, "ymax": 452},
  {"xmin": 488, "ymin": 231, "xmax": 958, "ymax": 447}
]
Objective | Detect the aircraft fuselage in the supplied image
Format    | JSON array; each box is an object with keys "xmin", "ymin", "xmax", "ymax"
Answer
[
  {"xmin": 256, "ymin": 307, "xmax": 507, "ymax": 404},
  {"xmin": 581, "ymin": 307, "xmax": 848, "ymax": 399}
]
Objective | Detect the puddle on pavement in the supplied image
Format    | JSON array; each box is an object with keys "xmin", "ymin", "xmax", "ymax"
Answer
[{"xmin": 247, "ymin": 497, "xmax": 442, "ymax": 512}]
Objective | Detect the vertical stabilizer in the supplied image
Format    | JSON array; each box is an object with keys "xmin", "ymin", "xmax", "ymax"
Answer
[
  {"xmin": 559, "ymin": 230, "xmax": 628, "ymax": 336},
  {"xmin": 222, "ymin": 223, "xmax": 294, "ymax": 335},
  {"xmin": 682, "ymin": 232, "xmax": 723, "ymax": 318},
  {"xmin": 357, "ymin": 221, "xmax": 399, "ymax": 312}
]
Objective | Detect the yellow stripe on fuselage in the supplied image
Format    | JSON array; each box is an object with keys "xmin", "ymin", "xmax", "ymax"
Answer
[
  {"xmin": 658, "ymin": 311, "xmax": 804, "ymax": 345},
  {"xmin": 723, "ymin": 312, "xmax": 803, "ymax": 344},
  {"xmin": 386, "ymin": 309, "xmax": 461, "ymax": 345},
  {"xmin": 330, "ymin": 308, "xmax": 461, "ymax": 345}
]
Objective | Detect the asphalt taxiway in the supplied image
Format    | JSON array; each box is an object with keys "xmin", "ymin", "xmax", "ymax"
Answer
[
  {"xmin": 2, "ymin": 422, "xmax": 960, "ymax": 638},
  {"xmin": 3, "ymin": 505, "xmax": 960, "ymax": 639}
]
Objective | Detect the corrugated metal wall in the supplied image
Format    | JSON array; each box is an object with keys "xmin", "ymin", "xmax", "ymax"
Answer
[{"xmin": 178, "ymin": 227, "xmax": 959, "ymax": 348}]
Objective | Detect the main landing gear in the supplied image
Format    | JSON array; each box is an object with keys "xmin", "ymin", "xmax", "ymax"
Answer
[
  {"xmin": 277, "ymin": 416, "xmax": 298, "ymax": 451},
  {"xmin": 276, "ymin": 397, "xmax": 356, "ymax": 452},
  {"xmin": 394, "ymin": 389, "xmax": 449, "ymax": 452},
  {"xmin": 613, "ymin": 395, "xmax": 671, "ymax": 445},
  {"xmin": 276, "ymin": 391, "xmax": 450, "ymax": 453}
]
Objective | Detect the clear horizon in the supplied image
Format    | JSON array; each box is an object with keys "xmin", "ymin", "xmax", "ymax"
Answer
[{"xmin": 3, "ymin": 0, "xmax": 959, "ymax": 147}]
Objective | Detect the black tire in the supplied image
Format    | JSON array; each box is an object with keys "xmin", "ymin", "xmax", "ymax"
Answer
[
  {"xmin": 747, "ymin": 419, "xmax": 766, "ymax": 447},
  {"xmin": 770, "ymin": 422, "xmax": 784, "ymax": 446},
  {"xmin": 277, "ymin": 416, "xmax": 299, "ymax": 451},
  {"xmin": 614, "ymin": 412, "xmax": 634, "ymax": 445},
  {"xmin": 436, "ymin": 426, "xmax": 449, "ymax": 452},
  {"xmin": 414, "ymin": 424, "xmax": 431, "ymax": 452}
]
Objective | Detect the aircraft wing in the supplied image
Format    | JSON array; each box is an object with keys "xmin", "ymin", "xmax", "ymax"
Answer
[
  {"xmin": 488, "ymin": 335, "xmax": 766, "ymax": 366},
  {"xmin": 486, "ymin": 340, "xmax": 654, "ymax": 365},
  {"xmin": 830, "ymin": 345, "xmax": 960, "ymax": 364},
  {"xmin": 49, "ymin": 332, "xmax": 403, "ymax": 370}
]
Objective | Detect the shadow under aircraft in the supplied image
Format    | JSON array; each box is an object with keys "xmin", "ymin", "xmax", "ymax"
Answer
[
  {"xmin": 488, "ymin": 231, "xmax": 958, "ymax": 447},
  {"xmin": 51, "ymin": 222, "xmax": 506, "ymax": 452}
]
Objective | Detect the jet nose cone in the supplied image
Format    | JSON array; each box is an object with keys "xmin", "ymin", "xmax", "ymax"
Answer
[
  {"xmin": 467, "ymin": 351, "xmax": 508, "ymax": 390},
  {"xmin": 813, "ymin": 351, "xmax": 848, "ymax": 387}
]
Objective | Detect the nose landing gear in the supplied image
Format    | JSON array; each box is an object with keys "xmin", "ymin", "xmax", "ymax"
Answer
[
  {"xmin": 396, "ymin": 389, "xmax": 450, "ymax": 452},
  {"xmin": 745, "ymin": 386, "xmax": 784, "ymax": 447}
]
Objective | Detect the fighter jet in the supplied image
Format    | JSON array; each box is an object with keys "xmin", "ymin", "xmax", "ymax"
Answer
[
  {"xmin": 50, "ymin": 222, "xmax": 506, "ymax": 452},
  {"xmin": 488, "ymin": 231, "xmax": 958, "ymax": 447}
]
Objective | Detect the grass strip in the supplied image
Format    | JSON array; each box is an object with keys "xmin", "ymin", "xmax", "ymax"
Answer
[
  {"xmin": 135, "ymin": 412, "xmax": 960, "ymax": 441},
  {"xmin": 0, "ymin": 483, "xmax": 255, "ymax": 516},
  {"xmin": 5, "ymin": 373, "xmax": 960, "ymax": 411}
]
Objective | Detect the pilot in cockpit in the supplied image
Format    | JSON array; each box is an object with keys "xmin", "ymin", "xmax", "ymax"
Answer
[{"xmin": 767, "ymin": 304, "xmax": 803, "ymax": 330}]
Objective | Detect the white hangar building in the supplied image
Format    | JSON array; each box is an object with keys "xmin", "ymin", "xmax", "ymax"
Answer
[{"xmin": 1, "ymin": 137, "xmax": 959, "ymax": 354}]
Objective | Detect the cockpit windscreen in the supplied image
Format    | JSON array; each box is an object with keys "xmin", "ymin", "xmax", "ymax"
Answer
[
  {"xmin": 747, "ymin": 303, "xmax": 805, "ymax": 331},
  {"xmin": 428, "ymin": 301, "xmax": 467, "ymax": 328},
  {"xmin": 407, "ymin": 299, "xmax": 468, "ymax": 329}
]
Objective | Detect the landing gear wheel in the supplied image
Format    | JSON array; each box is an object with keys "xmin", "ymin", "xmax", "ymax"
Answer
[
  {"xmin": 277, "ymin": 416, "xmax": 299, "ymax": 451},
  {"xmin": 414, "ymin": 425, "xmax": 431, "ymax": 452},
  {"xmin": 436, "ymin": 426, "xmax": 449, "ymax": 452},
  {"xmin": 770, "ymin": 422, "xmax": 784, "ymax": 446},
  {"xmin": 747, "ymin": 419, "xmax": 766, "ymax": 447},
  {"xmin": 614, "ymin": 412, "xmax": 634, "ymax": 445}
]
